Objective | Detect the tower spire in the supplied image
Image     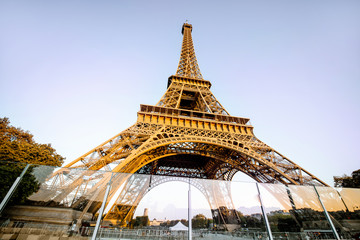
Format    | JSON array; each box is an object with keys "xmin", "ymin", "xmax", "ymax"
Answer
[{"xmin": 175, "ymin": 23, "xmax": 203, "ymax": 79}]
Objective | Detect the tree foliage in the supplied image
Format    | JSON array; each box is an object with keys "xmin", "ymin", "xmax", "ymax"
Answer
[
  {"xmin": 236, "ymin": 211, "xmax": 264, "ymax": 230},
  {"xmin": 132, "ymin": 216, "xmax": 150, "ymax": 228},
  {"xmin": 334, "ymin": 169, "xmax": 360, "ymax": 188},
  {"xmin": 0, "ymin": 117, "xmax": 64, "ymax": 166},
  {"xmin": 0, "ymin": 163, "xmax": 40, "ymax": 204},
  {"xmin": 0, "ymin": 117, "xmax": 64, "ymax": 205},
  {"xmin": 192, "ymin": 214, "xmax": 209, "ymax": 229}
]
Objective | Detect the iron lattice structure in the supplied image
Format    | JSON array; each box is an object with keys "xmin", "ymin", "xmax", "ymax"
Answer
[{"xmin": 33, "ymin": 23, "xmax": 327, "ymax": 229}]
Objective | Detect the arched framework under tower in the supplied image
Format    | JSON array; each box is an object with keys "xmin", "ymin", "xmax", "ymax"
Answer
[{"xmin": 105, "ymin": 174, "xmax": 241, "ymax": 231}]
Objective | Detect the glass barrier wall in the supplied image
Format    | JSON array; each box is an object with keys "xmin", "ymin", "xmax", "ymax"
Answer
[
  {"xmin": 0, "ymin": 163, "xmax": 113, "ymax": 238},
  {"xmin": 0, "ymin": 161, "xmax": 359, "ymax": 240}
]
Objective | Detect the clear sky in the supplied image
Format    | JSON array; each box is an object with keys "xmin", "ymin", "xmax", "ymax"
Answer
[{"xmin": 1, "ymin": 0, "xmax": 360, "ymax": 190}]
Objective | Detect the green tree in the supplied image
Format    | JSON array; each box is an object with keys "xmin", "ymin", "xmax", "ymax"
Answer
[
  {"xmin": 0, "ymin": 117, "xmax": 64, "ymax": 205},
  {"xmin": 244, "ymin": 215, "xmax": 263, "ymax": 229},
  {"xmin": 334, "ymin": 169, "xmax": 360, "ymax": 188},
  {"xmin": 180, "ymin": 219, "xmax": 188, "ymax": 227},
  {"xmin": 192, "ymin": 214, "xmax": 208, "ymax": 229},
  {"xmin": 0, "ymin": 118, "xmax": 63, "ymax": 166},
  {"xmin": 133, "ymin": 216, "xmax": 149, "ymax": 227},
  {"xmin": 276, "ymin": 215, "xmax": 300, "ymax": 232}
]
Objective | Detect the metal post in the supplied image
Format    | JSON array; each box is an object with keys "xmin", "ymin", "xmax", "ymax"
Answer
[
  {"xmin": 0, "ymin": 164, "xmax": 30, "ymax": 215},
  {"xmin": 188, "ymin": 179, "xmax": 192, "ymax": 240},
  {"xmin": 91, "ymin": 172, "xmax": 113, "ymax": 240},
  {"xmin": 313, "ymin": 186, "xmax": 340, "ymax": 240},
  {"xmin": 256, "ymin": 183, "xmax": 273, "ymax": 240}
]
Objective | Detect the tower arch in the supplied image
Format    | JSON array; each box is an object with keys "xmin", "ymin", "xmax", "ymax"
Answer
[
  {"xmin": 104, "ymin": 171, "xmax": 241, "ymax": 231},
  {"xmin": 113, "ymin": 137, "xmax": 301, "ymax": 185}
]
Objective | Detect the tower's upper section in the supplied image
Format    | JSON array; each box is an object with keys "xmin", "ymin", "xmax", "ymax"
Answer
[
  {"xmin": 175, "ymin": 23, "xmax": 203, "ymax": 79},
  {"xmin": 155, "ymin": 23, "xmax": 230, "ymax": 116}
]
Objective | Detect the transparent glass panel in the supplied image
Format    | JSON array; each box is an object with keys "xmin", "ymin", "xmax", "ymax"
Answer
[
  {"xmin": 188, "ymin": 178, "xmax": 267, "ymax": 239},
  {"xmin": 97, "ymin": 174, "xmax": 189, "ymax": 239},
  {"xmin": 258, "ymin": 183, "xmax": 336, "ymax": 239},
  {"xmin": 0, "ymin": 164, "xmax": 113, "ymax": 238},
  {"xmin": 335, "ymin": 187, "xmax": 360, "ymax": 238},
  {"xmin": 231, "ymin": 181, "xmax": 267, "ymax": 239},
  {"xmin": 287, "ymin": 185, "xmax": 335, "ymax": 239},
  {"xmin": 258, "ymin": 183, "xmax": 301, "ymax": 238},
  {"xmin": 316, "ymin": 186, "xmax": 354, "ymax": 239},
  {"xmin": 188, "ymin": 178, "xmax": 212, "ymax": 232}
]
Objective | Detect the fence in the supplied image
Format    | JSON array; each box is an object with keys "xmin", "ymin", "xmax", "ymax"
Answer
[{"xmin": 0, "ymin": 161, "xmax": 359, "ymax": 240}]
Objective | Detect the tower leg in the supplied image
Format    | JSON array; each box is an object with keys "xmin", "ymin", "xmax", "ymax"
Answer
[{"xmin": 104, "ymin": 174, "xmax": 151, "ymax": 227}]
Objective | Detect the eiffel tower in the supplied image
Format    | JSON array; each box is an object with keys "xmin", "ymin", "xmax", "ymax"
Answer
[{"xmin": 35, "ymin": 23, "xmax": 328, "ymax": 229}]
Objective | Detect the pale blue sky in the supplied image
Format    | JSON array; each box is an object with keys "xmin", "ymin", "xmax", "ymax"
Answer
[{"xmin": 1, "ymin": 0, "xmax": 360, "ymax": 188}]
